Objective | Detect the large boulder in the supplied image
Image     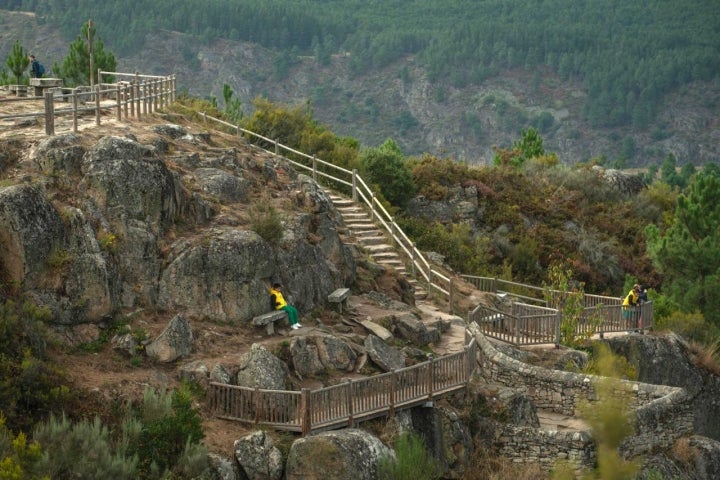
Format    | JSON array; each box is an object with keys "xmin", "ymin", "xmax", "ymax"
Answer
[
  {"xmin": 158, "ymin": 228, "xmax": 275, "ymax": 322},
  {"xmin": 145, "ymin": 313, "xmax": 193, "ymax": 362},
  {"xmin": 364, "ymin": 334, "xmax": 406, "ymax": 372},
  {"xmin": 393, "ymin": 312, "xmax": 440, "ymax": 346},
  {"xmin": 285, "ymin": 429, "xmax": 393, "ymax": 480},
  {"xmin": 290, "ymin": 335, "xmax": 358, "ymax": 377},
  {"xmin": 236, "ymin": 344, "xmax": 291, "ymax": 390},
  {"xmin": 234, "ymin": 430, "xmax": 283, "ymax": 480},
  {"xmin": 194, "ymin": 167, "xmax": 249, "ymax": 203}
]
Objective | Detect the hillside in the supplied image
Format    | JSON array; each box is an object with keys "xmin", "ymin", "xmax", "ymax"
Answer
[{"xmin": 2, "ymin": 9, "xmax": 719, "ymax": 167}]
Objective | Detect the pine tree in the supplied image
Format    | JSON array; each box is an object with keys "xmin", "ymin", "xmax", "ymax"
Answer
[
  {"xmin": 52, "ymin": 22, "xmax": 117, "ymax": 87},
  {"xmin": 5, "ymin": 40, "xmax": 29, "ymax": 85}
]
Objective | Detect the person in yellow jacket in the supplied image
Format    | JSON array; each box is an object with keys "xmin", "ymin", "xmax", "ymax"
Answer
[
  {"xmin": 622, "ymin": 283, "xmax": 641, "ymax": 327},
  {"xmin": 270, "ymin": 283, "xmax": 301, "ymax": 329}
]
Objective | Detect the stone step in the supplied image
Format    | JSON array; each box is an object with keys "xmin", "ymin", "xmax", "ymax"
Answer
[
  {"xmin": 357, "ymin": 235, "xmax": 386, "ymax": 246},
  {"xmin": 364, "ymin": 244, "xmax": 394, "ymax": 254},
  {"xmin": 347, "ymin": 223, "xmax": 378, "ymax": 232}
]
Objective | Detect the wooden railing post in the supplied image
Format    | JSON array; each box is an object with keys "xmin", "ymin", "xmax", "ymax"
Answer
[
  {"xmin": 123, "ymin": 83, "xmax": 129, "ymax": 119},
  {"xmin": 312, "ymin": 155, "xmax": 317, "ymax": 182},
  {"xmin": 389, "ymin": 371, "xmax": 396, "ymax": 418},
  {"xmin": 346, "ymin": 379, "xmax": 354, "ymax": 428},
  {"xmin": 43, "ymin": 90, "xmax": 54, "ymax": 136},
  {"xmin": 449, "ymin": 278, "xmax": 454, "ymax": 315},
  {"xmin": 370, "ymin": 192, "xmax": 375, "ymax": 221},
  {"xmin": 411, "ymin": 243, "xmax": 417, "ymax": 277},
  {"xmin": 554, "ymin": 311, "xmax": 562, "ymax": 347},
  {"xmin": 254, "ymin": 387, "xmax": 261, "ymax": 426},
  {"xmin": 352, "ymin": 169, "xmax": 358, "ymax": 202},
  {"xmin": 274, "ymin": 139, "xmax": 279, "ymax": 155},
  {"xmin": 390, "ymin": 218, "xmax": 395, "ymax": 246},
  {"xmin": 300, "ymin": 388, "xmax": 311, "ymax": 436},
  {"xmin": 72, "ymin": 89, "xmax": 78, "ymax": 133},
  {"xmin": 135, "ymin": 74, "xmax": 141, "ymax": 121},
  {"xmin": 428, "ymin": 358, "xmax": 435, "ymax": 401},
  {"xmin": 143, "ymin": 80, "xmax": 148, "ymax": 116},
  {"xmin": 95, "ymin": 85, "xmax": 101, "ymax": 125},
  {"xmin": 116, "ymin": 83, "xmax": 122, "ymax": 121},
  {"xmin": 428, "ymin": 269, "xmax": 434, "ymax": 299},
  {"xmin": 129, "ymin": 81, "xmax": 135, "ymax": 118}
]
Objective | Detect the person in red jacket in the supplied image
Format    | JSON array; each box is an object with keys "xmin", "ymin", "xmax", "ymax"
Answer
[{"xmin": 270, "ymin": 283, "xmax": 302, "ymax": 329}]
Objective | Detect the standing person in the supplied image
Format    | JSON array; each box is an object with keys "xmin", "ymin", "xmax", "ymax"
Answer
[
  {"xmin": 622, "ymin": 283, "xmax": 641, "ymax": 329},
  {"xmin": 270, "ymin": 283, "xmax": 302, "ymax": 329},
  {"xmin": 29, "ymin": 55, "xmax": 42, "ymax": 78}
]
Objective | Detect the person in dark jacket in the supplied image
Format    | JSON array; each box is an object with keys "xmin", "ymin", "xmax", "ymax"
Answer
[{"xmin": 29, "ymin": 55, "xmax": 42, "ymax": 78}]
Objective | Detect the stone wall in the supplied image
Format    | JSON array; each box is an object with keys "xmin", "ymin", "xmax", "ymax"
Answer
[{"xmin": 469, "ymin": 324, "xmax": 695, "ymax": 466}]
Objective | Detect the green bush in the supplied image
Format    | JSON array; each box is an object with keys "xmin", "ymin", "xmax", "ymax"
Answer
[
  {"xmin": 378, "ymin": 432, "xmax": 439, "ymax": 480},
  {"xmin": 33, "ymin": 414, "xmax": 137, "ymax": 479},
  {"xmin": 250, "ymin": 202, "xmax": 284, "ymax": 243},
  {"xmin": 129, "ymin": 386, "xmax": 208, "ymax": 479},
  {"xmin": 0, "ymin": 300, "xmax": 70, "ymax": 433}
]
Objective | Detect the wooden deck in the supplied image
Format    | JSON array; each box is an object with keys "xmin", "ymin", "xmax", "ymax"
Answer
[{"xmin": 209, "ymin": 334, "xmax": 477, "ymax": 435}]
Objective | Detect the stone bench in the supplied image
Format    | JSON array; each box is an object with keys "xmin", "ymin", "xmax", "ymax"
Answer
[
  {"xmin": 327, "ymin": 287, "xmax": 351, "ymax": 313},
  {"xmin": 29, "ymin": 78, "xmax": 63, "ymax": 97},
  {"xmin": 252, "ymin": 310, "xmax": 288, "ymax": 335}
]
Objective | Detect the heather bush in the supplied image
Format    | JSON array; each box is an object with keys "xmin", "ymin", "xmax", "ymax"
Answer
[{"xmin": 378, "ymin": 432, "xmax": 439, "ymax": 480}]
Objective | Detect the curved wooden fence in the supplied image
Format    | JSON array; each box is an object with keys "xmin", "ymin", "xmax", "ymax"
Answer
[{"xmin": 209, "ymin": 332, "xmax": 477, "ymax": 435}]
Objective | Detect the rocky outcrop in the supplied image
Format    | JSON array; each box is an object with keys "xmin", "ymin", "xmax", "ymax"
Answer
[
  {"xmin": 364, "ymin": 334, "xmax": 405, "ymax": 371},
  {"xmin": 234, "ymin": 430, "xmax": 284, "ymax": 480},
  {"xmin": 5, "ymin": 129, "xmax": 355, "ymax": 333},
  {"xmin": 285, "ymin": 429, "xmax": 393, "ymax": 480},
  {"xmin": 145, "ymin": 313, "xmax": 193, "ymax": 362},
  {"xmin": 236, "ymin": 343, "xmax": 291, "ymax": 390},
  {"xmin": 290, "ymin": 334, "xmax": 358, "ymax": 377},
  {"xmin": 606, "ymin": 333, "xmax": 720, "ymax": 441}
]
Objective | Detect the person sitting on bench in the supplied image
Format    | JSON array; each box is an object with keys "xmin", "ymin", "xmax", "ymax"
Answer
[{"xmin": 270, "ymin": 283, "xmax": 302, "ymax": 329}]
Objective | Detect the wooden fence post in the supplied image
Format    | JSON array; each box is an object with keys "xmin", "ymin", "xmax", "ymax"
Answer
[
  {"xmin": 72, "ymin": 89, "xmax": 78, "ymax": 133},
  {"xmin": 135, "ymin": 75, "xmax": 142, "ymax": 121},
  {"xmin": 312, "ymin": 155, "xmax": 317, "ymax": 182},
  {"xmin": 428, "ymin": 357, "xmax": 435, "ymax": 401},
  {"xmin": 554, "ymin": 311, "xmax": 562, "ymax": 347},
  {"xmin": 300, "ymin": 388, "xmax": 311, "ymax": 436},
  {"xmin": 352, "ymin": 169, "xmax": 358, "ymax": 202},
  {"xmin": 254, "ymin": 387, "xmax": 261, "ymax": 426},
  {"xmin": 116, "ymin": 84, "xmax": 122, "ymax": 121},
  {"xmin": 43, "ymin": 90, "xmax": 54, "ymax": 136},
  {"xmin": 449, "ymin": 278, "xmax": 454, "ymax": 315},
  {"xmin": 94, "ymin": 85, "xmax": 101, "ymax": 126},
  {"xmin": 346, "ymin": 379, "xmax": 354, "ymax": 428},
  {"xmin": 389, "ymin": 371, "xmax": 396, "ymax": 418}
]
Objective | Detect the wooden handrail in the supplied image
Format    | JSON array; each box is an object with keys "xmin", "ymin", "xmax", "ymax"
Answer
[
  {"xmin": 209, "ymin": 332, "xmax": 477, "ymax": 435},
  {"xmin": 194, "ymin": 111, "xmax": 457, "ymax": 311}
]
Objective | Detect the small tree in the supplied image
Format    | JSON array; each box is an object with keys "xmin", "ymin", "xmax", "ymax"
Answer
[
  {"xmin": 360, "ymin": 139, "xmax": 415, "ymax": 209},
  {"xmin": 5, "ymin": 40, "xmax": 29, "ymax": 85},
  {"xmin": 53, "ymin": 22, "xmax": 117, "ymax": 87}
]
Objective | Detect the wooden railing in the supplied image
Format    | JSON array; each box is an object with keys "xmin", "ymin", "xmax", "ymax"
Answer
[
  {"xmin": 469, "ymin": 298, "xmax": 654, "ymax": 346},
  {"xmin": 190, "ymin": 111, "xmax": 458, "ymax": 312},
  {"xmin": 208, "ymin": 332, "xmax": 477, "ymax": 435},
  {"xmin": 0, "ymin": 70, "xmax": 176, "ymax": 135}
]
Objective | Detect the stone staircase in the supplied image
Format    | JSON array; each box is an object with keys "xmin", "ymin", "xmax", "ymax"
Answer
[{"xmin": 329, "ymin": 193, "xmax": 428, "ymax": 300}]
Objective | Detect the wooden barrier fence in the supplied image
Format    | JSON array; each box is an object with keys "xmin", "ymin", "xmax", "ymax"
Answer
[
  {"xmin": 208, "ymin": 333, "xmax": 477, "ymax": 435},
  {"xmin": 0, "ymin": 70, "xmax": 176, "ymax": 135}
]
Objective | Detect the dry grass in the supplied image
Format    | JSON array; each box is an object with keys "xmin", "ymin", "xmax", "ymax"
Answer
[
  {"xmin": 670, "ymin": 436, "xmax": 700, "ymax": 465},
  {"xmin": 688, "ymin": 340, "xmax": 720, "ymax": 375}
]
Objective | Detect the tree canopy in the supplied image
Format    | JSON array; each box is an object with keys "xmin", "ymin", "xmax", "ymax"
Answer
[
  {"xmin": 645, "ymin": 169, "xmax": 720, "ymax": 326},
  {"xmin": 6, "ymin": 0, "xmax": 719, "ymax": 129}
]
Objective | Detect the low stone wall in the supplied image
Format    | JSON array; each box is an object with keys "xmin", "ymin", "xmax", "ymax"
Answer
[{"xmin": 469, "ymin": 324, "xmax": 695, "ymax": 466}]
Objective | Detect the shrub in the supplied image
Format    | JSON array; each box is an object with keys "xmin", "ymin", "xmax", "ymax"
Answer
[
  {"xmin": 0, "ymin": 300, "xmax": 70, "ymax": 433},
  {"xmin": 33, "ymin": 414, "xmax": 137, "ymax": 479},
  {"xmin": 129, "ymin": 386, "xmax": 207, "ymax": 478},
  {"xmin": 250, "ymin": 202, "xmax": 284, "ymax": 243},
  {"xmin": 378, "ymin": 432, "xmax": 439, "ymax": 480}
]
